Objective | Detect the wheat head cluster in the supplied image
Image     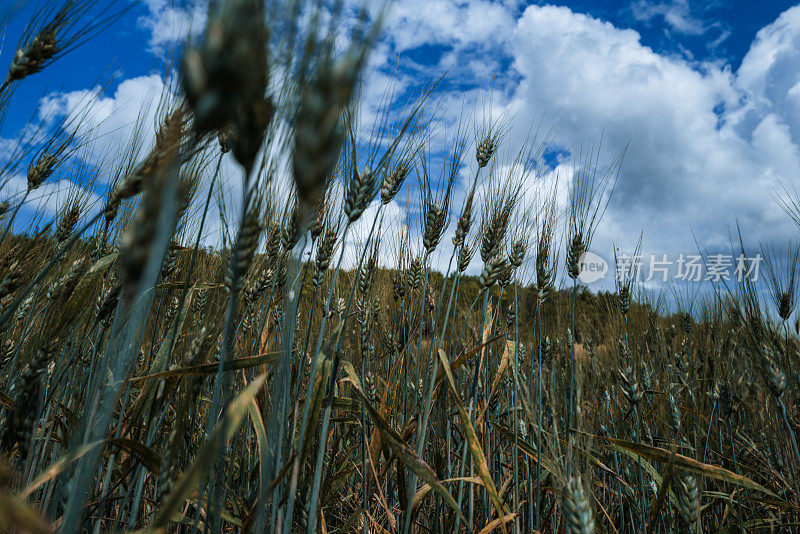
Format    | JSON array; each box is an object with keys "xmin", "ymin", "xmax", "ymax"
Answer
[{"xmin": 0, "ymin": 1, "xmax": 799, "ymax": 533}]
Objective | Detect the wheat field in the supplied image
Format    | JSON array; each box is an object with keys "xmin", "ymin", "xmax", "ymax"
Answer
[{"xmin": 0, "ymin": 1, "xmax": 798, "ymax": 533}]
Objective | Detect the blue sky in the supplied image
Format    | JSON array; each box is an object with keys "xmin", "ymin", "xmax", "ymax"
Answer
[
  {"xmin": 2, "ymin": 0, "xmax": 793, "ymax": 156},
  {"xmin": 544, "ymin": 1, "xmax": 784, "ymax": 66},
  {"xmin": 2, "ymin": 0, "xmax": 800, "ymax": 294}
]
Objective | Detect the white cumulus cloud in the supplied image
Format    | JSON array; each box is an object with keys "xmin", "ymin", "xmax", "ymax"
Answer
[{"xmin": 26, "ymin": 1, "xmax": 800, "ymax": 286}]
